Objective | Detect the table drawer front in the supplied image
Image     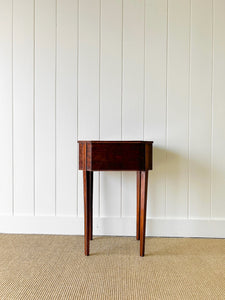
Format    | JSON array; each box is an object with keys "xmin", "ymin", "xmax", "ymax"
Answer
[{"xmin": 90, "ymin": 143, "xmax": 145, "ymax": 171}]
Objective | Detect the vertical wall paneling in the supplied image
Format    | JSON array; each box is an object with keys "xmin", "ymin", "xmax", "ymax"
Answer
[
  {"xmin": 212, "ymin": 0, "xmax": 225, "ymax": 218},
  {"xmin": 166, "ymin": 0, "xmax": 190, "ymax": 217},
  {"xmin": 35, "ymin": 0, "xmax": 56, "ymax": 215},
  {"xmin": 189, "ymin": 0, "xmax": 213, "ymax": 218},
  {"xmin": 99, "ymin": 0, "xmax": 122, "ymax": 217},
  {"xmin": 13, "ymin": 0, "xmax": 34, "ymax": 215},
  {"xmin": 145, "ymin": 0, "xmax": 167, "ymax": 218},
  {"xmin": 56, "ymin": 0, "xmax": 78, "ymax": 216},
  {"xmin": 0, "ymin": 0, "xmax": 13, "ymax": 215},
  {"xmin": 78, "ymin": 0, "xmax": 100, "ymax": 217},
  {"xmin": 1, "ymin": 0, "xmax": 225, "ymax": 236},
  {"xmin": 122, "ymin": 0, "xmax": 145, "ymax": 217}
]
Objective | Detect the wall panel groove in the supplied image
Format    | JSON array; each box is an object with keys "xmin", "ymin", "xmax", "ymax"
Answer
[
  {"xmin": 35, "ymin": 0, "xmax": 56, "ymax": 216},
  {"xmin": 187, "ymin": 0, "xmax": 192, "ymax": 219},
  {"xmin": 166, "ymin": 0, "xmax": 190, "ymax": 218},
  {"xmin": 77, "ymin": 0, "xmax": 100, "ymax": 218},
  {"xmin": 122, "ymin": 0, "xmax": 145, "ymax": 218},
  {"xmin": 189, "ymin": 0, "xmax": 213, "ymax": 218},
  {"xmin": 33, "ymin": 0, "xmax": 36, "ymax": 217},
  {"xmin": 13, "ymin": 0, "xmax": 34, "ymax": 216},
  {"xmin": 211, "ymin": 0, "xmax": 225, "ymax": 218},
  {"xmin": 76, "ymin": 0, "xmax": 79, "ymax": 217},
  {"xmin": 56, "ymin": 0, "xmax": 78, "ymax": 216},
  {"xmin": 55, "ymin": 0, "xmax": 57, "ymax": 217},
  {"xmin": 145, "ymin": 0, "xmax": 168, "ymax": 218},
  {"xmin": 0, "ymin": 0, "xmax": 13, "ymax": 216},
  {"xmin": 210, "ymin": 0, "xmax": 214, "ymax": 219},
  {"xmin": 99, "ymin": 0, "xmax": 122, "ymax": 218}
]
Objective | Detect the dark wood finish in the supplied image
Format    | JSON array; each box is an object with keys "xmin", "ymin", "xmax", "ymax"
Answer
[
  {"xmin": 89, "ymin": 171, "xmax": 93, "ymax": 241},
  {"xmin": 78, "ymin": 140, "xmax": 153, "ymax": 257},
  {"xmin": 83, "ymin": 170, "xmax": 93, "ymax": 255},
  {"xmin": 136, "ymin": 171, "xmax": 141, "ymax": 240},
  {"xmin": 140, "ymin": 171, "xmax": 148, "ymax": 257},
  {"xmin": 83, "ymin": 170, "xmax": 89, "ymax": 256}
]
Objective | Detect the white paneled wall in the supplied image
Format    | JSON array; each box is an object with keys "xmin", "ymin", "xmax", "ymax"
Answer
[
  {"xmin": 0, "ymin": 0, "xmax": 13, "ymax": 216},
  {"xmin": 100, "ymin": 0, "xmax": 122, "ymax": 218},
  {"xmin": 0, "ymin": 0, "xmax": 225, "ymax": 237}
]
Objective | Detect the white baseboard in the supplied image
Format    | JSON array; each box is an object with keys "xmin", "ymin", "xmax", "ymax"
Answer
[{"xmin": 0, "ymin": 216, "xmax": 225, "ymax": 238}]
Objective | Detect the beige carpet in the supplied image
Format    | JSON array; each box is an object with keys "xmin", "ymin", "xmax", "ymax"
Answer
[{"xmin": 0, "ymin": 234, "xmax": 224, "ymax": 300}]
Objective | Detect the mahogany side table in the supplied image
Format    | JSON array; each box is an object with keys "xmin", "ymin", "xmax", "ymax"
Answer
[{"xmin": 78, "ymin": 141, "xmax": 153, "ymax": 257}]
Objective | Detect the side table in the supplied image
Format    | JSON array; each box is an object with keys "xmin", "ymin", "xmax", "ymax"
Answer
[{"xmin": 78, "ymin": 141, "xmax": 153, "ymax": 256}]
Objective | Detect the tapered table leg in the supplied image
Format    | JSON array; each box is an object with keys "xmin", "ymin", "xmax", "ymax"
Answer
[
  {"xmin": 83, "ymin": 170, "xmax": 92, "ymax": 256},
  {"xmin": 89, "ymin": 171, "xmax": 93, "ymax": 240},
  {"xmin": 136, "ymin": 171, "xmax": 141, "ymax": 240},
  {"xmin": 140, "ymin": 171, "xmax": 148, "ymax": 257}
]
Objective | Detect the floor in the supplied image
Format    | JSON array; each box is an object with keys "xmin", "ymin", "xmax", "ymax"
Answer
[{"xmin": 0, "ymin": 234, "xmax": 224, "ymax": 299}]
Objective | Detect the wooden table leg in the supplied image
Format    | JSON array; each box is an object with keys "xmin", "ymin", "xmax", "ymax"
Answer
[
  {"xmin": 89, "ymin": 171, "xmax": 93, "ymax": 240},
  {"xmin": 136, "ymin": 171, "xmax": 141, "ymax": 240},
  {"xmin": 83, "ymin": 170, "xmax": 93, "ymax": 256},
  {"xmin": 140, "ymin": 171, "xmax": 148, "ymax": 257}
]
